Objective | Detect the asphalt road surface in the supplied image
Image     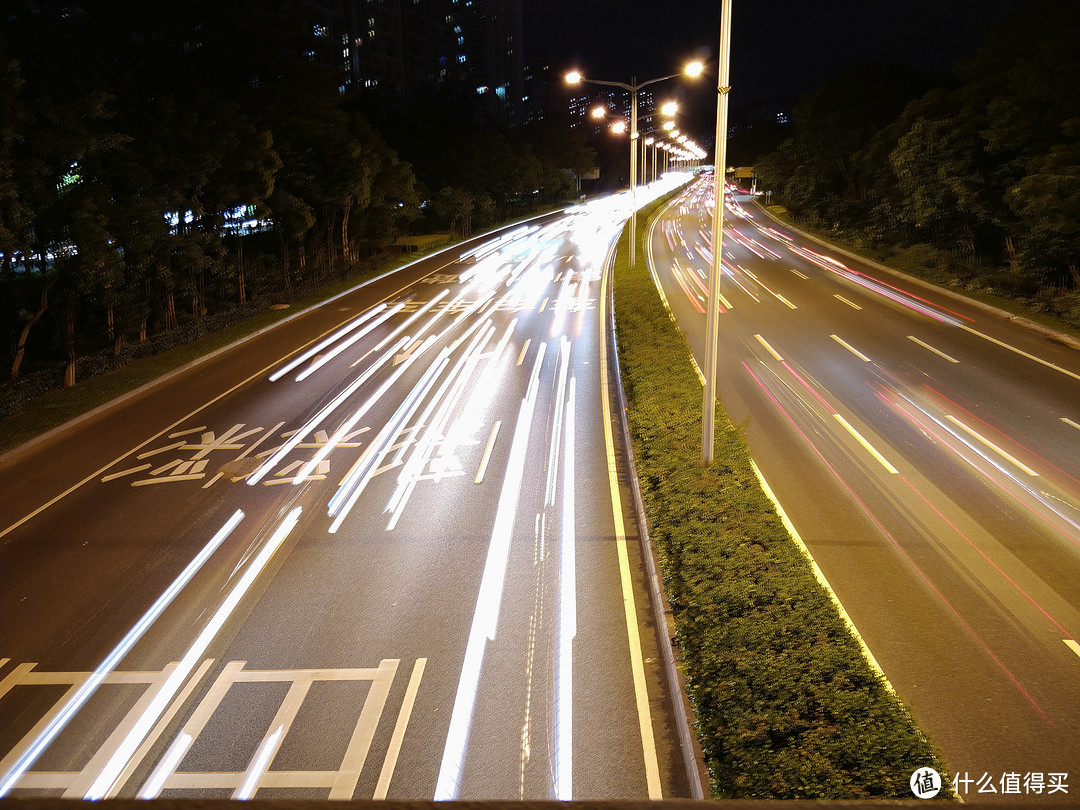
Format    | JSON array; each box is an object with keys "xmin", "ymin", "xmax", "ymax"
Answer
[
  {"xmin": 650, "ymin": 177, "xmax": 1080, "ymax": 801},
  {"xmin": 0, "ymin": 185, "xmax": 695, "ymax": 801}
]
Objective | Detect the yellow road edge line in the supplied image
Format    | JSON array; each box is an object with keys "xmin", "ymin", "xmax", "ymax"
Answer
[
  {"xmin": 600, "ymin": 239, "xmax": 663, "ymax": 799},
  {"xmin": 834, "ymin": 414, "xmax": 899, "ymax": 474},
  {"xmin": 754, "ymin": 334, "xmax": 784, "ymax": 362},
  {"xmin": 945, "ymin": 415, "xmax": 1039, "ymax": 477},
  {"xmin": 960, "ymin": 324, "xmax": 1080, "ymax": 383},
  {"xmin": 830, "ymin": 334, "xmax": 871, "ymax": 362},
  {"xmin": 750, "ymin": 460, "xmax": 897, "ymax": 693}
]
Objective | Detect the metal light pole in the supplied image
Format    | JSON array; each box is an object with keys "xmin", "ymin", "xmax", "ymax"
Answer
[
  {"xmin": 566, "ymin": 64, "xmax": 702, "ymax": 270},
  {"xmin": 703, "ymin": 0, "xmax": 733, "ymax": 465}
]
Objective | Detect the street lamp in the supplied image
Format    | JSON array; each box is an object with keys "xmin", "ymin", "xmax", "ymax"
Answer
[
  {"xmin": 567, "ymin": 62, "xmax": 702, "ymax": 268},
  {"xmin": 703, "ymin": 1, "xmax": 733, "ymax": 465}
]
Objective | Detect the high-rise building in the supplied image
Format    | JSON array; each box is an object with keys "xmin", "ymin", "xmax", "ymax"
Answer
[{"xmin": 305, "ymin": 0, "xmax": 523, "ymax": 125}]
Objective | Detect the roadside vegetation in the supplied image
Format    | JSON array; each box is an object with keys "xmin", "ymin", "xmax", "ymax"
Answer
[
  {"xmin": 754, "ymin": 0, "xmax": 1079, "ymax": 334},
  {"xmin": 0, "ymin": 0, "xmax": 596, "ymax": 421},
  {"xmin": 612, "ymin": 193, "xmax": 950, "ymax": 798}
]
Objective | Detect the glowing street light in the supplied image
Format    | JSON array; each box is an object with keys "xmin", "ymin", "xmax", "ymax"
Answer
[{"xmin": 566, "ymin": 61, "xmax": 702, "ymax": 268}]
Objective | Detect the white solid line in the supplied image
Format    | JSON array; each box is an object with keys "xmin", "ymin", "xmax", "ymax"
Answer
[
  {"xmin": 834, "ymin": 414, "xmax": 899, "ymax": 474},
  {"xmin": 945, "ymin": 415, "xmax": 1039, "ymax": 477},
  {"xmin": 0, "ymin": 510, "xmax": 245, "ymax": 798},
  {"xmin": 834, "ymin": 294, "xmax": 862, "ymax": 310},
  {"xmin": 830, "ymin": 334, "xmax": 871, "ymax": 362},
  {"xmin": 374, "ymin": 658, "xmax": 427, "ymax": 799},
  {"xmin": 1065, "ymin": 639, "xmax": 1080, "ymax": 660},
  {"xmin": 754, "ymin": 334, "xmax": 783, "ymax": 362},
  {"xmin": 475, "ymin": 421, "xmax": 502, "ymax": 484},
  {"xmin": 908, "ymin": 336, "xmax": 959, "ymax": 363}
]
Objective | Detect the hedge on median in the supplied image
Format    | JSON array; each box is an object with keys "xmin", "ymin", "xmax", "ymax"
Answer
[{"xmin": 611, "ymin": 194, "xmax": 950, "ymax": 799}]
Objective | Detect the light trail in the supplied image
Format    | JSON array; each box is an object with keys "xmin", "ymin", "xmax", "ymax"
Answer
[
  {"xmin": 268, "ymin": 305, "xmax": 387, "ymax": 382},
  {"xmin": 0, "ymin": 510, "xmax": 246, "ymax": 798},
  {"xmin": 84, "ymin": 507, "xmax": 302, "ymax": 799},
  {"xmin": 434, "ymin": 342, "xmax": 547, "ymax": 800}
]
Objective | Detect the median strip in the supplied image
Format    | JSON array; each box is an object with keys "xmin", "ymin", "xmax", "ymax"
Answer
[{"xmin": 611, "ymin": 190, "xmax": 947, "ymax": 799}]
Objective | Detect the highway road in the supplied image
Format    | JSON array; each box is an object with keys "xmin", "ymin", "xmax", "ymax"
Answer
[
  {"xmin": 650, "ymin": 176, "xmax": 1080, "ymax": 799},
  {"xmin": 0, "ymin": 185, "xmax": 694, "ymax": 801}
]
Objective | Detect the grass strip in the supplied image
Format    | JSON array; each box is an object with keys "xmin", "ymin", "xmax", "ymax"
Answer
[{"xmin": 612, "ymin": 196, "xmax": 950, "ymax": 798}]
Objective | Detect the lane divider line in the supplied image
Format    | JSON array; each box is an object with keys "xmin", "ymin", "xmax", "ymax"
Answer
[
  {"xmin": 1061, "ymin": 417, "xmax": 1080, "ymax": 432},
  {"xmin": 1066, "ymin": 640, "xmax": 1080, "ymax": 660},
  {"xmin": 834, "ymin": 294, "xmax": 862, "ymax": 310},
  {"xmin": 834, "ymin": 414, "xmax": 899, "ymax": 475},
  {"xmin": 945, "ymin": 415, "xmax": 1040, "ymax": 477},
  {"xmin": 830, "ymin": 334, "xmax": 872, "ymax": 362},
  {"xmin": 474, "ymin": 421, "xmax": 502, "ymax": 484},
  {"xmin": 754, "ymin": 334, "xmax": 784, "ymax": 362},
  {"xmin": 908, "ymin": 336, "xmax": 959, "ymax": 364}
]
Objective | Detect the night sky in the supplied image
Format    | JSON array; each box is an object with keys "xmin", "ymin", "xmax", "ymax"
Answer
[{"xmin": 525, "ymin": 0, "xmax": 1025, "ymax": 138}]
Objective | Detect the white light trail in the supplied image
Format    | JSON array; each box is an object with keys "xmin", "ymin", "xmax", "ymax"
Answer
[
  {"xmin": 247, "ymin": 337, "xmax": 409, "ymax": 485},
  {"xmin": 555, "ymin": 376, "xmax": 577, "ymax": 800},
  {"xmin": 269, "ymin": 305, "xmax": 387, "ymax": 382},
  {"xmin": 434, "ymin": 342, "xmax": 547, "ymax": 800},
  {"xmin": 295, "ymin": 303, "xmax": 405, "ymax": 381},
  {"xmin": 84, "ymin": 507, "xmax": 302, "ymax": 799},
  {"xmin": 327, "ymin": 341, "xmax": 448, "ymax": 532},
  {"xmin": 0, "ymin": 510, "xmax": 245, "ymax": 798}
]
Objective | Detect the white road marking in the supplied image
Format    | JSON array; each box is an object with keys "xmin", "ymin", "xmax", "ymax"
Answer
[
  {"xmin": 834, "ymin": 294, "xmax": 862, "ymax": 310},
  {"xmin": 908, "ymin": 336, "xmax": 959, "ymax": 363},
  {"xmin": 475, "ymin": 421, "xmax": 502, "ymax": 484},
  {"xmin": 1061, "ymin": 417, "xmax": 1080, "ymax": 432},
  {"xmin": 0, "ymin": 511, "xmax": 245, "ymax": 798},
  {"xmin": 960, "ymin": 324, "xmax": 1080, "ymax": 383},
  {"xmin": 830, "ymin": 334, "xmax": 872, "ymax": 362},
  {"xmin": 754, "ymin": 334, "xmax": 783, "ymax": 362},
  {"xmin": 374, "ymin": 658, "xmax": 427, "ymax": 799},
  {"xmin": 945, "ymin": 415, "xmax": 1039, "ymax": 477},
  {"xmin": 834, "ymin": 414, "xmax": 899, "ymax": 474},
  {"xmin": 1066, "ymin": 639, "xmax": 1080, "ymax": 660}
]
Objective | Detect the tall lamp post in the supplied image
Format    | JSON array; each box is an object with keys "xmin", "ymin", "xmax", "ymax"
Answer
[
  {"xmin": 567, "ymin": 63, "xmax": 702, "ymax": 269},
  {"xmin": 703, "ymin": 0, "xmax": 733, "ymax": 465}
]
